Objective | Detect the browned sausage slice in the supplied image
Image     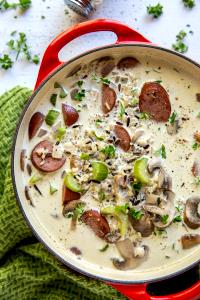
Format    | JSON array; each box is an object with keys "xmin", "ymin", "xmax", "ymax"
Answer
[
  {"xmin": 29, "ymin": 112, "xmax": 45, "ymax": 140},
  {"xmin": 114, "ymin": 125, "xmax": 131, "ymax": 152},
  {"xmin": 102, "ymin": 84, "xmax": 116, "ymax": 114},
  {"xmin": 81, "ymin": 210, "xmax": 110, "ymax": 239},
  {"xmin": 62, "ymin": 103, "xmax": 79, "ymax": 126},
  {"xmin": 62, "ymin": 184, "xmax": 80, "ymax": 205},
  {"xmin": 117, "ymin": 57, "xmax": 139, "ymax": 69},
  {"xmin": 99, "ymin": 56, "xmax": 115, "ymax": 77},
  {"xmin": 139, "ymin": 82, "xmax": 171, "ymax": 122},
  {"xmin": 31, "ymin": 140, "xmax": 66, "ymax": 173}
]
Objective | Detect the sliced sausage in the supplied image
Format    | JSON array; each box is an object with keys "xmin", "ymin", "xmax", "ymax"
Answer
[
  {"xmin": 62, "ymin": 103, "xmax": 79, "ymax": 126},
  {"xmin": 102, "ymin": 84, "xmax": 116, "ymax": 114},
  {"xmin": 117, "ymin": 57, "xmax": 139, "ymax": 69},
  {"xmin": 31, "ymin": 140, "xmax": 65, "ymax": 173},
  {"xmin": 81, "ymin": 210, "xmax": 110, "ymax": 239},
  {"xmin": 114, "ymin": 125, "xmax": 131, "ymax": 152},
  {"xmin": 62, "ymin": 184, "xmax": 80, "ymax": 205},
  {"xmin": 139, "ymin": 82, "xmax": 171, "ymax": 122},
  {"xmin": 98, "ymin": 56, "xmax": 115, "ymax": 77},
  {"xmin": 28, "ymin": 112, "xmax": 45, "ymax": 140}
]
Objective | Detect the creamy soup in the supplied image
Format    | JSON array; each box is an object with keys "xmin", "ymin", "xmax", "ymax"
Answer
[{"xmin": 20, "ymin": 55, "xmax": 200, "ymax": 273}]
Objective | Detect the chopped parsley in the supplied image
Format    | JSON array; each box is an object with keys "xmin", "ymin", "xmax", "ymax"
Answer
[
  {"xmin": 131, "ymin": 98, "xmax": 139, "ymax": 106},
  {"xmin": 182, "ymin": 0, "xmax": 195, "ymax": 8},
  {"xmin": 74, "ymin": 89, "xmax": 85, "ymax": 101},
  {"xmin": 95, "ymin": 119, "xmax": 102, "ymax": 127},
  {"xmin": 139, "ymin": 112, "xmax": 150, "ymax": 120},
  {"xmin": 80, "ymin": 153, "xmax": 90, "ymax": 160},
  {"xmin": 172, "ymin": 30, "xmax": 188, "ymax": 54},
  {"xmin": 168, "ymin": 111, "xmax": 178, "ymax": 124},
  {"xmin": 155, "ymin": 144, "xmax": 166, "ymax": 159},
  {"xmin": 54, "ymin": 82, "xmax": 68, "ymax": 98},
  {"xmin": 154, "ymin": 80, "xmax": 162, "ymax": 84},
  {"xmin": 76, "ymin": 80, "xmax": 83, "ymax": 88},
  {"xmin": 115, "ymin": 203, "xmax": 129, "ymax": 214},
  {"xmin": 0, "ymin": 54, "xmax": 13, "ymax": 70},
  {"xmin": 66, "ymin": 203, "xmax": 85, "ymax": 220},
  {"xmin": 32, "ymin": 54, "xmax": 40, "ymax": 65},
  {"xmin": 98, "ymin": 189, "xmax": 106, "ymax": 202},
  {"xmin": 161, "ymin": 214, "xmax": 169, "ymax": 224},
  {"xmin": 0, "ymin": 0, "xmax": 31, "ymax": 10},
  {"xmin": 100, "ymin": 145, "xmax": 116, "ymax": 158},
  {"xmin": 99, "ymin": 244, "xmax": 109, "ymax": 252},
  {"xmin": 49, "ymin": 183, "xmax": 58, "ymax": 195},
  {"xmin": 147, "ymin": 3, "xmax": 163, "ymax": 18},
  {"xmin": 194, "ymin": 177, "xmax": 200, "ymax": 186},
  {"xmin": 173, "ymin": 215, "xmax": 182, "ymax": 223},
  {"xmin": 119, "ymin": 101, "xmax": 125, "ymax": 119},
  {"xmin": 132, "ymin": 181, "xmax": 142, "ymax": 195},
  {"xmin": 129, "ymin": 208, "xmax": 143, "ymax": 220},
  {"xmin": 192, "ymin": 142, "xmax": 200, "ymax": 150},
  {"xmin": 92, "ymin": 74, "xmax": 110, "ymax": 85}
]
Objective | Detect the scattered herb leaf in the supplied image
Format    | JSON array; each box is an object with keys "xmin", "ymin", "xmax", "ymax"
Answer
[
  {"xmin": 50, "ymin": 94, "xmax": 57, "ymax": 106},
  {"xmin": 119, "ymin": 101, "xmax": 125, "ymax": 119},
  {"xmin": 161, "ymin": 214, "xmax": 169, "ymax": 224},
  {"xmin": 173, "ymin": 215, "xmax": 182, "ymax": 223},
  {"xmin": 101, "ymin": 145, "xmax": 116, "ymax": 158},
  {"xmin": 168, "ymin": 111, "xmax": 178, "ymax": 124},
  {"xmin": 155, "ymin": 144, "xmax": 166, "ymax": 159},
  {"xmin": 99, "ymin": 244, "xmax": 109, "ymax": 252},
  {"xmin": 0, "ymin": 54, "xmax": 13, "ymax": 70},
  {"xmin": 139, "ymin": 112, "xmax": 150, "ymax": 120},
  {"xmin": 192, "ymin": 142, "xmax": 200, "ymax": 150},
  {"xmin": 172, "ymin": 30, "xmax": 188, "ymax": 53},
  {"xmin": 147, "ymin": 3, "xmax": 163, "ymax": 18},
  {"xmin": 129, "ymin": 208, "xmax": 143, "ymax": 220},
  {"xmin": 80, "ymin": 153, "xmax": 90, "ymax": 160}
]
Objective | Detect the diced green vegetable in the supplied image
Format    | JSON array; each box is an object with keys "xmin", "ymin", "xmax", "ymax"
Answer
[
  {"xmin": 182, "ymin": 0, "xmax": 195, "ymax": 8},
  {"xmin": 95, "ymin": 119, "xmax": 102, "ymax": 127},
  {"xmin": 131, "ymin": 181, "xmax": 142, "ymax": 195},
  {"xmin": 155, "ymin": 144, "xmax": 166, "ymax": 159},
  {"xmin": 129, "ymin": 208, "xmax": 143, "ymax": 221},
  {"xmin": 74, "ymin": 89, "xmax": 85, "ymax": 101},
  {"xmin": 0, "ymin": 54, "xmax": 13, "ymax": 70},
  {"xmin": 101, "ymin": 206, "xmax": 129, "ymax": 236},
  {"xmin": 161, "ymin": 214, "xmax": 169, "ymax": 224},
  {"xmin": 91, "ymin": 131, "xmax": 104, "ymax": 141},
  {"xmin": 49, "ymin": 183, "xmax": 58, "ymax": 195},
  {"xmin": 56, "ymin": 127, "xmax": 66, "ymax": 141},
  {"xmin": 119, "ymin": 101, "xmax": 125, "ymax": 119},
  {"xmin": 54, "ymin": 82, "xmax": 68, "ymax": 98},
  {"xmin": 64, "ymin": 172, "xmax": 83, "ymax": 193},
  {"xmin": 139, "ymin": 112, "xmax": 150, "ymax": 120},
  {"xmin": 76, "ymin": 80, "xmax": 83, "ymax": 88},
  {"xmin": 80, "ymin": 153, "xmax": 90, "ymax": 160},
  {"xmin": 194, "ymin": 177, "xmax": 200, "ymax": 186},
  {"xmin": 50, "ymin": 94, "xmax": 57, "ymax": 106},
  {"xmin": 133, "ymin": 157, "xmax": 150, "ymax": 185},
  {"xmin": 168, "ymin": 111, "xmax": 178, "ymax": 124},
  {"xmin": 131, "ymin": 98, "xmax": 139, "ymax": 106},
  {"xmin": 173, "ymin": 215, "xmax": 182, "ymax": 223},
  {"xmin": 65, "ymin": 202, "xmax": 85, "ymax": 220},
  {"xmin": 192, "ymin": 142, "xmax": 200, "ymax": 150},
  {"xmin": 45, "ymin": 110, "xmax": 59, "ymax": 126},
  {"xmin": 100, "ymin": 145, "xmax": 116, "ymax": 158},
  {"xmin": 29, "ymin": 175, "xmax": 42, "ymax": 185},
  {"xmin": 98, "ymin": 189, "xmax": 106, "ymax": 202},
  {"xmin": 91, "ymin": 161, "xmax": 109, "ymax": 181},
  {"xmin": 99, "ymin": 244, "xmax": 109, "ymax": 252},
  {"xmin": 92, "ymin": 74, "xmax": 110, "ymax": 85}
]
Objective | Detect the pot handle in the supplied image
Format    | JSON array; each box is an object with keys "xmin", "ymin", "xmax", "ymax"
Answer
[
  {"xmin": 109, "ymin": 280, "xmax": 200, "ymax": 300},
  {"xmin": 35, "ymin": 18, "xmax": 150, "ymax": 89}
]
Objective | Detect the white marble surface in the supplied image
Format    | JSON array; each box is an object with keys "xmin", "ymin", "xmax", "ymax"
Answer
[{"xmin": 0, "ymin": 0, "xmax": 199, "ymax": 94}]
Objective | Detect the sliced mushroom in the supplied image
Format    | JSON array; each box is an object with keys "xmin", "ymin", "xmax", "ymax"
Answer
[
  {"xmin": 105, "ymin": 231, "xmax": 121, "ymax": 243},
  {"xmin": 112, "ymin": 238, "xmax": 148, "ymax": 270},
  {"xmin": 132, "ymin": 128, "xmax": 145, "ymax": 143},
  {"xmin": 158, "ymin": 169, "xmax": 172, "ymax": 190},
  {"xmin": 113, "ymin": 174, "xmax": 127, "ymax": 198},
  {"xmin": 192, "ymin": 161, "xmax": 200, "ymax": 177},
  {"xmin": 144, "ymin": 190, "xmax": 175, "ymax": 228},
  {"xmin": 129, "ymin": 212, "xmax": 154, "ymax": 237},
  {"xmin": 20, "ymin": 149, "xmax": 26, "ymax": 171},
  {"xmin": 70, "ymin": 88, "xmax": 79, "ymax": 100},
  {"xmin": 62, "ymin": 200, "xmax": 84, "ymax": 216},
  {"xmin": 181, "ymin": 234, "xmax": 200, "ymax": 249},
  {"xmin": 167, "ymin": 119, "xmax": 179, "ymax": 135},
  {"xmin": 102, "ymin": 84, "xmax": 116, "ymax": 114},
  {"xmin": 98, "ymin": 56, "xmax": 115, "ymax": 77},
  {"xmin": 184, "ymin": 197, "xmax": 200, "ymax": 229},
  {"xmin": 28, "ymin": 112, "xmax": 45, "ymax": 140},
  {"xmin": 148, "ymin": 157, "xmax": 162, "ymax": 173},
  {"xmin": 114, "ymin": 125, "xmax": 131, "ymax": 152}
]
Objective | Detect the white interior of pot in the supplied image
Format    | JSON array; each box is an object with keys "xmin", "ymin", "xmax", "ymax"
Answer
[{"xmin": 13, "ymin": 45, "xmax": 200, "ymax": 283}]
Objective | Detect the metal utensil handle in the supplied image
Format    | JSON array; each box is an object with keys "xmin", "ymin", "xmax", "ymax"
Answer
[{"xmin": 35, "ymin": 18, "xmax": 150, "ymax": 89}]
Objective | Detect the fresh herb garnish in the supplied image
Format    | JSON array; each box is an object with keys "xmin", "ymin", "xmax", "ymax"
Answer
[
  {"xmin": 76, "ymin": 80, "xmax": 83, "ymax": 88},
  {"xmin": 101, "ymin": 145, "xmax": 116, "ymax": 158},
  {"xmin": 131, "ymin": 98, "xmax": 139, "ymax": 106},
  {"xmin": 29, "ymin": 175, "xmax": 42, "ymax": 185},
  {"xmin": 0, "ymin": 0, "xmax": 31, "ymax": 10},
  {"xmin": 172, "ymin": 30, "xmax": 188, "ymax": 53},
  {"xmin": 175, "ymin": 205, "xmax": 183, "ymax": 213},
  {"xmin": 173, "ymin": 215, "xmax": 182, "ymax": 223},
  {"xmin": 80, "ymin": 153, "xmax": 90, "ymax": 160},
  {"xmin": 74, "ymin": 89, "xmax": 85, "ymax": 101},
  {"xmin": 154, "ymin": 228, "xmax": 167, "ymax": 236},
  {"xmin": 194, "ymin": 177, "xmax": 200, "ymax": 186},
  {"xmin": 129, "ymin": 208, "xmax": 143, "ymax": 220},
  {"xmin": 154, "ymin": 80, "xmax": 162, "ymax": 84},
  {"xmin": 139, "ymin": 112, "xmax": 150, "ymax": 120},
  {"xmin": 56, "ymin": 127, "xmax": 66, "ymax": 141},
  {"xmin": 115, "ymin": 203, "xmax": 129, "ymax": 214},
  {"xmin": 95, "ymin": 119, "xmax": 102, "ymax": 127},
  {"xmin": 192, "ymin": 142, "xmax": 200, "ymax": 150},
  {"xmin": 147, "ymin": 3, "xmax": 163, "ymax": 18},
  {"xmin": 92, "ymin": 74, "xmax": 110, "ymax": 85},
  {"xmin": 168, "ymin": 111, "xmax": 178, "ymax": 124},
  {"xmin": 119, "ymin": 101, "xmax": 125, "ymax": 119},
  {"xmin": 50, "ymin": 94, "xmax": 57, "ymax": 106},
  {"xmin": 0, "ymin": 54, "xmax": 13, "ymax": 70},
  {"xmin": 182, "ymin": 0, "xmax": 195, "ymax": 8},
  {"xmin": 132, "ymin": 181, "xmax": 142, "ymax": 195},
  {"xmin": 54, "ymin": 82, "xmax": 68, "ymax": 98},
  {"xmin": 66, "ymin": 203, "xmax": 85, "ymax": 220},
  {"xmin": 7, "ymin": 32, "xmax": 39, "ymax": 64},
  {"xmin": 45, "ymin": 110, "xmax": 59, "ymax": 126},
  {"xmin": 49, "ymin": 183, "xmax": 58, "ymax": 195},
  {"xmin": 91, "ymin": 131, "xmax": 104, "ymax": 141},
  {"xmin": 161, "ymin": 214, "xmax": 169, "ymax": 224},
  {"xmin": 155, "ymin": 144, "xmax": 166, "ymax": 159},
  {"xmin": 99, "ymin": 244, "xmax": 109, "ymax": 252}
]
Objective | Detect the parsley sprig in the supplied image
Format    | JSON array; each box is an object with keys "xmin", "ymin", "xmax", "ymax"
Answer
[
  {"xmin": 182, "ymin": 0, "xmax": 195, "ymax": 8},
  {"xmin": 0, "ymin": 54, "xmax": 13, "ymax": 70},
  {"xmin": 147, "ymin": 3, "xmax": 163, "ymax": 18},
  {"xmin": 172, "ymin": 30, "xmax": 188, "ymax": 54},
  {"xmin": 0, "ymin": 0, "xmax": 31, "ymax": 11}
]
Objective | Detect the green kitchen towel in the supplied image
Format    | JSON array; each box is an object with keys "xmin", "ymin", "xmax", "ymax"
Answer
[{"xmin": 0, "ymin": 87, "xmax": 127, "ymax": 300}]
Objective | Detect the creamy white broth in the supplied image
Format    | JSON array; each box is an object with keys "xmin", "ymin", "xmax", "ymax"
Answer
[{"xmin": 22, "ymin": 55, "xmax": 200, "ymax": 272}]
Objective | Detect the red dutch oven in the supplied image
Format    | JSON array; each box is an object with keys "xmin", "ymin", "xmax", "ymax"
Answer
[{"xmin": 12, "ymin": 19, "xmax": 200, "ymax": 300}]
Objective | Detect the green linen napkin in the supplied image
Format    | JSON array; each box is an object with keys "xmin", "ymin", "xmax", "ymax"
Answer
[{"xmin": 0, "ymin": 87, "xmax": 127, "ymax": 300}]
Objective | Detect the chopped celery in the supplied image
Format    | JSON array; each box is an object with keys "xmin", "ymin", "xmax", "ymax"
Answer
[
  {"xmin": 50, "ymin": 93, "xmax": 57, "ymax": 106},
  {"xmin": 80, "ymin": 153, "xmax": 90, "ymax": 160},
  {"xmin": 64, "ymin": 172, "xmax": 83, "ymax": 192},
  {"xmin": 49, "ymin": 183, "xmax": 58, "ymax": 195},
  {"xmin": 29, "ymin": 175, "xmax": 42, "ymax": 185},
  {"xmin": 91, "ymin": 161, "xmax": 109, "ymax": 181},
  {"xmin": 133, "ymin": 157, "xmax": 150, "ymax": 184},
  {"xmin": 45, "ymin": 110, "xmax": 59, "ymax": 126},
  {"xmin": 56, "ymin": 127, "xmax": 66, "ymax": 141}
]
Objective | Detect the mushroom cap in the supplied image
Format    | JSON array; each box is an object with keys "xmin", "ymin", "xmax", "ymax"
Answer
[
  {"xmin": 181, "ymin": 234, "xmax": 200, "ymax": 249},
  {"xmin": 129, "ymin": 212, "xmax": 154, "ymax": 237},
  {"xmin": 112, "ymin": 238, "xmax": 149, "ymax": 270},
  {"xmin": 184, "ymin": 197, "xmax": 200, "ymax": 229},
  {"xmin": 148, "ymin": 157, "xmax": 162, "ymax": 173}
]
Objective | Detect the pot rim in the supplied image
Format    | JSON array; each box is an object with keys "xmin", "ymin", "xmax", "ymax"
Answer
[{"xmin": 11, "ymin": 43, "xmax": 200, "ymax": 285}]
